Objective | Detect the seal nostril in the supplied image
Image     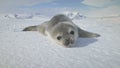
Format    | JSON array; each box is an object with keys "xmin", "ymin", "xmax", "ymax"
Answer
[
  {"xmin": 64, "ymin": 39, "xmax": 70, "ymax": 46},
  {"xmin": 65, "ymin": 42, "xmax": 69, "ymax": 46},
  {"xmin": 66, "ymin": 39, "xmax": 69, "ymax": 42}
]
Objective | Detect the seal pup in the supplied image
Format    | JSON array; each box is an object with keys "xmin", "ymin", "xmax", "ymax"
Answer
[{"xmin": 23, "ymin": 14, "xmax": 100, "ymax": 47}]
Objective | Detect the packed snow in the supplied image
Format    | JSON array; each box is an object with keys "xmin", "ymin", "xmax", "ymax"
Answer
[{"xmin": 0, "ymin": 13, "xmax": 120, "ymax": 68}]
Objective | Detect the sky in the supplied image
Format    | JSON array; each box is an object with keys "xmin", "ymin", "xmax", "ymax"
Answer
[{"xmin": 0, "ymin": 0, "xmax": 120, "ymax": 16}]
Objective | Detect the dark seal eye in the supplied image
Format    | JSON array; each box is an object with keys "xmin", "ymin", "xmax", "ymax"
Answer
[
  {"xmin": 57, "ymin": 36, "xmax": 62, "ymax": 40},
  {"xmin": 70, "ymin": 31, "xmax": 74, "ymax": 35}
]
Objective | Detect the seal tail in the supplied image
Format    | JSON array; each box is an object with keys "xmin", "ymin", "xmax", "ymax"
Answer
[
  {"xmin": 78, "ymin": 28, "xmax": 100, "ymax": 38},
  {"xmin": 23, "ymin": 25, "xmax": 37, "ymax": 31}
]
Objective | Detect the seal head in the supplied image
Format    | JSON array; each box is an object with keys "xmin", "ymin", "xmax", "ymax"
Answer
[{"xmin": 46, "ymin": 21, "xmax": 79, "ymax": 47}]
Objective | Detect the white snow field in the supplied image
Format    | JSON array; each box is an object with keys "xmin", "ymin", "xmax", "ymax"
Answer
[{"xmin": 0, "ymin": 14, "xmax": 120, "ymax": 68}]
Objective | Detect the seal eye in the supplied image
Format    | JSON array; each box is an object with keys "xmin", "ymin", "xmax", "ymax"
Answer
[
  {"xmin": 57, "ymin": 36, "xmax": 62, "ymax": 40},
  {"xmin": 70, "ymin": 31, "xmax": 74, "ymax": 35}
]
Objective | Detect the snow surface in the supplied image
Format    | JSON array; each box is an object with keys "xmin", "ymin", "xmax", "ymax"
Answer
[{"xmin": 0, "ymin": 14, "xmax": 120, "ymax": 68}]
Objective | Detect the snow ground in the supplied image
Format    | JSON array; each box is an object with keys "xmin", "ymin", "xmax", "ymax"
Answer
[{"xmin": 0, "ymin": 15, "xmax": 120, "ymax": 68}]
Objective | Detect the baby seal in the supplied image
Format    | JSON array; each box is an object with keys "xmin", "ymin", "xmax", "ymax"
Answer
[{"xmin": 23, "ymin": 14, "xmax": 100, "ymax": 47}]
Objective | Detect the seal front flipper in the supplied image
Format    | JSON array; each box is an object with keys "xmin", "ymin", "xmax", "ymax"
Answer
[
  {"xmin": 78, "ymin": 27, "xmax": 100, "ymax": 38},
  {"xmin": 23, "ymin": 21, "xmax": 48, "ymax": 36},
  {"xmin": 23, "ymin": 25, "xmax": 38, "ymax": 31}
]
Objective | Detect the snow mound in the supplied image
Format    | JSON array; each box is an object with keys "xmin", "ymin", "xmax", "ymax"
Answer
[
  {"xmin": 14, "ymin": 14, "xmax": 33, "ymax": 19},
  {"xmin": 4, "ymin": 14, "xmax": 16, "ymax": 18},
  {"xmin": 3, "ymin": 13, "xmax": 49, "ymax": 20},
  {"xmin": 4, "ymin": 14, "xmax": 33, "ymax": 19},
  {"xmin": 63, "ymin": 11, "xmax": 86, "ymax": 20}
]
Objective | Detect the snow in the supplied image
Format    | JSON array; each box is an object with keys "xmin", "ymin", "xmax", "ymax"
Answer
[
  {"xmin": 63, "ymin": 11, "xmax": 86, "ymax": 20},
  {"xmin": 14, "ymin": 14, "xmax": 33, "ymax": 19},
  {"xmin": 4, "ymin": 13, "xmax": 49, "ymax": 20},
  {"xmin": 0, "ymin": 14, "xmax": 120, "ymax": 68}
]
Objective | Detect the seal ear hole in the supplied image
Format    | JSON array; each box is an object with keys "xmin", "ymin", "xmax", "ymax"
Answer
[
  {"xmin": 70, "ymin": 31, "xmax": 74, "ymax": 35},
  {"xmin": 57, "ymin": 36, "xmax": 62, "ymax": 40}
]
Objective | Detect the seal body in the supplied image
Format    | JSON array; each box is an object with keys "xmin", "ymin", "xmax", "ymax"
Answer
[{"xmin": 23, "ymin": 14, "xmax": 100, "ymax": 47}]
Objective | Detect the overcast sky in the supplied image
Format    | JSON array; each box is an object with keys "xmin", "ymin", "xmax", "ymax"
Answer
[{"xmin": 0, "ymin": 0, "xmax": 120, "ymax": 15}]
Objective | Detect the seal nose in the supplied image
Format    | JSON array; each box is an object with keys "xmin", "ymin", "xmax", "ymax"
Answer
[
  {"xmin": 66, "ymin": 38, "xmax": 74, "ymax": 44},
  {"xmin": 64, "ymin": 39, "xmax": 70, "ymax": 45},
  {"xmin": 65, "ymin": 39, "xmax": 69, "ymax": 42}
]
